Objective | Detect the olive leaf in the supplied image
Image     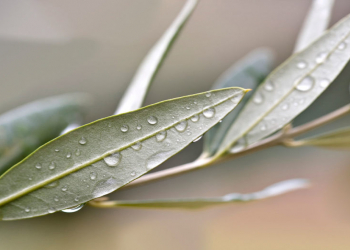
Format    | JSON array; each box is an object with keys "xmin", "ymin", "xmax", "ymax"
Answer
[
  {"xmin": 0, "ymin": 93, "xmax": 91, "ymax": 175},
  {"xmin": 290, "ymin": 127, "xmax": 350, "ymax": 149},
  {"xmin": 203, "ymin": 48, "xmax": 275, "ymax": 156},
  {"xmin": 0, "ymin": 87, "xmax": 248, "ymax": 220},
  {"xmin": 217, "ymin": 13, "xmax": 350, "ymax": 155},
  {"xmin": 294, "ymin": 0, "xmax": 334, "ymax": 52},
  {"xmin": 115, "ymin": 0, "xmax": 198, "ymax": 115},
  {"xmin": 89, "ymin": 179, "xmax": 309, "ymax": 209}
]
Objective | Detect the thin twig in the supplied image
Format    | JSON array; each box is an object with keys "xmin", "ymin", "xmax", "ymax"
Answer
[{"xmin": 123, "ymin": 104, "xmax": 350, "ymax": 189}]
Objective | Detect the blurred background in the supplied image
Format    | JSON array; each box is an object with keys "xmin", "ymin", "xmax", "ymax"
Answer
[{"xmin": 1, "ymin": 0, "xmax": 350, "ymax": 249}]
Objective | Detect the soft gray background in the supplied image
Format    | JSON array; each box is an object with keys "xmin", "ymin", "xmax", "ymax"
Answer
[{"xmin": 1, "ymin": 1, "xmax": 350, "ymax": 249}]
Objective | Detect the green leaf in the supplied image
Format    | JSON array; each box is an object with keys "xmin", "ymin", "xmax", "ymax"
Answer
[
  {"xmin": 114, "ymin": 0, "xmax": 198, "ymax": 115},
  {"xmin": 292, "ymin": 127, "xmax": 350, "ymax": 149},
  {"xmin": 216, "ymin": 13, "xmax": 350, "ymax": 156},
  {"xmin": 203, "ymin": 48, "xmax": 275, "ymax": 156},
  {"xmin": 89, "ymin": 179, "xmax": 309, "ymax": 209},
  {"xmin": 0, "ymin": 87, "xmax": 247, "ymax": 220},
  {"xmin": 294, "ymin": 0, "xmax": 334, "ymax": 53},
  {"xmin": 0, "ymin": 93, "xmax": 91, "ymax": 175}
]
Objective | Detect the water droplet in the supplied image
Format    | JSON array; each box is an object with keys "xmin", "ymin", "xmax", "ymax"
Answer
[
  {"xmin": 54, "ymin": 196, "xmax": 59, "ymax": 202},
  {"xmin": 190, "ymin": 115, "xmax": 199, "ymax": 122},
  {"xmin": 281, "ymin": 104, "xmax": 289, "ymax": 110},
  {"xmin": 320, "ymin": 78, "xmax": 330, "ymax": 88},
  {"xmin": 90, "ymin": 172, "xmax": 97, "ymax": 180},
  {"xmin": 45, "ymin": 181, "xmax": 59, "ymax": 188},
  {"xmin": 74, "ymin": 197, "xmax": 80, "ymax": 202},
  {"xmin": 147, "ymin": 116, "xmax": 158, "ymax": 125},
  {"xmin": 49, "ymin": 162, "xmax": 55, "ymax": 170},
  {"xmin": 156, "ymin": 131, "xmax": 167, "ymax": 142},
  {"xmin": 186, "ymin": 106, "xmax": 190, "ymax": 110},
  {"xmin": 231, "ymin": 94, "xmax": 241, "ymax": 103},
  {"xmin": 131, "ymin": 141, "xmax": 142, "ymax": 151},
  {"xmin": 35, "ymin": 163, "xmax": 42, "ymax": 169},
  {"xmin": 61, "ymin": 204, "xmax": 84, "ymax": 213},
  {"xmin": 315, "ymin": 52, "xmax": 328, "ymax": 64},
  {"xmin": 205, "ymin": 92, "xmax": 211, "ymax": 97},
  {"xmin": 79, "ymin": 137, "xmax": 87, "ymax": 145},
  {"xmin": 108, "ymin": 123, "xmax": 112, "ymax": 128},
  {"xmin": 175, "ymin": 120, "xmax": 188, "ymax": 132},
  {"xmin": 193, "ymin": 135, "xmax": 202, "ymax": 142},
  {"xmin": 61, "ymin": 185, "xmax": 68, "ymax": 192},
  {"xmin": 131, "ymin": 171, "xmax": 136, "ymax": 177},
  {"xmin": 260, "ymin": 124, "xmax": 267, "ymax": 131},
  {"xmin": 66, "ymin": 152, "xmax": 72, "ymax": 159},
  {"xmin": 136, "ymin": 124, "xmax": 142, "ymax": 130},
  {"xmin": 55, "ymin": 149, "xmax": 60, "ymax": 152},
  {"xmin": 296, "ymin": 61, "xmax": 307, "ymax": 69},
  {"xmin": 296, "ymin": 76, "xmax": 314, "ymax": 91},
  {"xmin": 253, "ymin": 92, "xmax": 264, "ymax": 104},
  {"xmin": 203, "ymin": 108, "xmax": 215, "ymax": 118},
  {"xmin": 25, "ymin": 208, "xmax": 30, "ymax": 213},
  {"xmin": 121, "ymin": 124, "xmax": 129, "ymax": 132},
  {"xmin": 75, "ymin": 149, "xmax": 81, "ymax": 156},
  {"xmin": 187, "ymin": 131, "xmax": 192, "ymax": 136},
  {"xmin": 219, "ymin": 120, "xmax": 223, "ymax": 123},
  {"xmin": 338, "ymin": 42, "xmax": 346, "ymax": 50},
  {"xmin": 264, "ymin": 81, "xmax": 274, "ymax": 91},
  {"xmin": 194, "ymin": 101, "xmax": 197, "ymax": 104},
  {"xmin": 28, "ymin": 177, "xmax": 32, "ymax": 181},
  {"xmin": 230, "ymin": 138, "xmax": 246, "ymax": 153},
  {"xmin": 48, "ymin": 208, "xmax": 56, "ymax": 214},
  {"xmin": 104, "ymin": 152, "xmax": 121, "ymax": 167}
]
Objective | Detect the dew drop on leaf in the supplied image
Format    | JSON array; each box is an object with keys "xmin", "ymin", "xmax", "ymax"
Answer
[
  {"xmin": 193, "ymin": 135, "xmax": 202, "ymax": 142},
  {"xmin": 61, "ymin": 204, "xmax": 84, "ymax": 213},
  {"xmin": 49, "ymin": 162, "xmax": 55, "ymax": 170},
  {"xmin": 156, "ymin": 131, "xmax": 167, "ymax": 142},
  {"xmin": 175, "ymin": 120, "xmax": 188, "ymax": 132},
  {"xmin": 296, "ymin": 60, "xmax": 307, "ymax": 69},
  {"xmin": 104, "ymin": 152, "xmax": 121, "ymax": 167},
  {"xmin": 147, "ymin": 116, "xmax": 158, "ymax": 125},
  {"xmin": 66, "ymin": 152, "xmax": 72, "ymax": 159},
  {"xmin": 131, "ymin": 142, "xmax": 142, "ymax": 151},
  {"xmin": 296, "ymin": 76, "xmax": 314, "ymax": 91},
  {"xmin": 35, "ymin": 163, "xmax": 42, "ymax": 169},
  {"xmin": 79, "ymin": 137, "xmax": 87, "ymax": 145},
  {"xmin": 25, "ymin": 208, "xmax": 30, "ymax": 213},
  {"xmin": 121, "ymin": 125, "xmax": 129, "ymax": 132},
  {"xmin": 205, "ymin": 92, "xmax": 211, "ymax": 97},
  {"xmin": 338, "ymin": 42, "xmax": 346, "ymax": 50},
  {"xmin": 190, "ymin": 114, "xmax": 199, "ymax": 122},
  {"xmin": 230, "ymin": 137, "xmax": 246, "ymax": 153},
  {"xmin": 75, "ymin": 149, "xmax": 81, "ymax": 156},
  {"xmin": 203, "ymin": 108, "xmax": 215, "ymax": 118},
  {"xmin": 320, "ymin": 78, "xmax": 330, "ymax": 88},
  {"xmin": 264, "ymin": 81, "xmax": 274, "ymax": 91},
  {"xmin": 281, "ymin": 104, "xmax": 289, "ymax": 110},
  {"xmin": 61, "ymin": 185, "xmax": 68, "ymax": 192},
  {"xmin": 253, "ymin": 92, "xmax": 264, "ymax": 104},
  {"xmin": 136, "ymin": 124, "xmax": 142, "ymax": 130},
  {"xmin": 315, "ymin": 52, "xmax": 328, "ymax": 64},
  {"xmin": 90, "ymin": 172, "xmax": 97, "ymax": 180}
]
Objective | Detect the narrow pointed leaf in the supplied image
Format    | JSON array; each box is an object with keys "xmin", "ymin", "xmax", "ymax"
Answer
[
  {"xmin": 217, "ymin": 13, "xmax": 350, "ymax": 155},
  {"xmin": 0, "ymin": 87, "xmax": 247, "ymax": 220},
  {"xmin": 294, "ymin": 0, "xmax": 334, "ymax": 52},
  {"xmin": 90, "ymin": 179, "xmax": 309, "ymax": 209},
  {"xmin": 296, "ymin": 127, "xmax": 350, "ymax": 149},
  {"xmin": 203, "ymin": 48, "xmax": 275, "ymax": 156},
  {"xmin": 0, "ymin": 93, "xmax": 91, "ymax": 175},
  {"xmin": 114, "ymin": 0, "xmax": 198, "ymax": 115}
]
